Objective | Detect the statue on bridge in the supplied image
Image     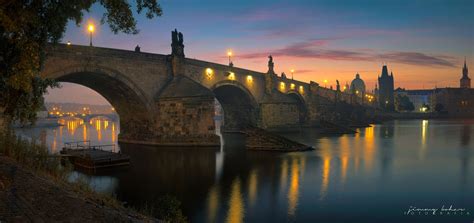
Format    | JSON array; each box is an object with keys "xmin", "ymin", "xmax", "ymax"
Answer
[
  {"xmin": 336, "ymin": 80, "xmax": 340, "ymax": 92},
  {"xmin": 172, "ymin": 29, "xmax": 179, "ymax": 45},
  {"xmin": 178, "ymin": 32, "xmax": 184, "ymax": 45},
  {"xmin": 172, "ymin": 29, "xmax": 184, "ymax": 46},
  {"xmin": 267, "ymin": 55, "xmax": 274, "ymax": 73},
  {"xmin": 171, "ymin": 29, "xmax": 185, "ymax": 57}
]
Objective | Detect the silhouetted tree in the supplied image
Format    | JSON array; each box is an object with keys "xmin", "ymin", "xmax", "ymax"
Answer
[
  {"xmin": 435, "ymin": 103, "xmax": 444, "ymax": 113},
  {"xmin": 396, "ymin": 95, "xmax": 415, "ymax": 112},
  {"xmin": 0, "ymin": 0, "xmax": 162, "ymax": 124}
]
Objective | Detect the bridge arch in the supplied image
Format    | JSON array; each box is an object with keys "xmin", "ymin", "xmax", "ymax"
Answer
[
  {"xmin": 210, "ymin": 81, "xmax": 259, "ymax": 131},
  {"xmin": 286, "ymin": 91, "xmax": 308, "ymax": 124},
  {"xmin": 43, "ymin": 65, "xmax": 154, "ymax": 140}
]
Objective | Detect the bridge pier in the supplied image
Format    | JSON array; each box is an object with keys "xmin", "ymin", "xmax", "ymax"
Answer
[{"xmin": 149, "ymin": 76, "xmax": 220, "ymax": 146}]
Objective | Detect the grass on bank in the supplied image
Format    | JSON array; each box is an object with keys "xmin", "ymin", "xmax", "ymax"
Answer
[{"xmin": 0, "ymin": 129, "xmax": 187, "ymax": 223}]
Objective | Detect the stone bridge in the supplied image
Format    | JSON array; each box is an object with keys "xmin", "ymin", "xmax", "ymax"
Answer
[
  {"xmin": 41, "ymin": 30, "xmax": 368, "ymax": 146},
  {"xmin": 82, "ymin": 113, "xmax": 119, "ymax": 122}
]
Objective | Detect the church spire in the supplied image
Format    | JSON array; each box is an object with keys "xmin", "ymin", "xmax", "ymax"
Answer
[
  {"xmin": 463, "ymin": 57, "xmax": 469, "ymax": 77},
  {"xmin": 460, "ymin": 57, "xmax": 470, "ymax": 88},
  {"xmin": 381, "ymin": 65, "xmax": 389, "ymax": 77}
]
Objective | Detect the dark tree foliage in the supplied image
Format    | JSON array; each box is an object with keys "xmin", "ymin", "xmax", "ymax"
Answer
[
  {"xmin": 435, "ymin": 103, "xmax": 444, "ymax": 112},
  {"xmin": 0, "ymin": 0, "xmax": 162, "ymax": 124},
  {"xmin": 396, "ymin": 95, "xmax": 415, "ymax": 112}
]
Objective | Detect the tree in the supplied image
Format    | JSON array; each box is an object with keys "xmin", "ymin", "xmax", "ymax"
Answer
[
  {"xmin": 396, "ymin": 95, "xmax": 415, "ymax": 112},
  {"xmin": 435, "ymin": 103, "xmax": 444, "ymax": 113},
  {"xmin": 0, "ymin": 0, "xmax": 162, "ymax": 124}
]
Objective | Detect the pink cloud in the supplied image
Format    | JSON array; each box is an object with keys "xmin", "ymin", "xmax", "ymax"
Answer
[{"xmin": 234, "ymin": 39, "xmax": 457, "ymax": 67}]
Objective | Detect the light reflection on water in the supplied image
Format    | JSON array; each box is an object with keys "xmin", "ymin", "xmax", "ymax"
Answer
[
  {"xmin": 15, "ymin": 117, "xmax": 119, "ymax": 153},
  {"xmin": 15, "ymin": 119, "xmax": 474, "ymax": 223}
]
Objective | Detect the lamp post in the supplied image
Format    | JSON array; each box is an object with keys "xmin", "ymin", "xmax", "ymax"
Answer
[
  {"xmin": 88, "ymin": 24, "xmax": 95, "ymax": 46},
  {"xmin": 324, "ymin": 79, "xmax": 328, "ymax": 88},
  {"xmin": 290, "ymin": 69, "xmax": 295, "ymax": 80},
  {"xmin": 227, "ymin": 50, "xmax": 233, "ymax": 66}
]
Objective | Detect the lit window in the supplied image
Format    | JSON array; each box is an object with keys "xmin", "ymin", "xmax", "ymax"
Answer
[
  {"xmin": 299, "ymin": 85, "xmax": 304, "ymax": 93},
  {"xmin": 290, "ymin": 83, "xmax": 295, "ymax": 90},
  {"xmin": 280, "ymin": 82, "xmax": 286, "ymax": 90}
]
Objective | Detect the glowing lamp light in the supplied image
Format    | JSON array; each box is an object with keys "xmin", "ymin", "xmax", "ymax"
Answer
[
  {"xmin": 227, "ymin": 50, "xmax": 232, "ymax": 57},
  {"xmin": 88, "ymin": 24, "xmax": 94, "ymax": 32},
  {"xmin": 206, "ymin": 68, "xmax": 213, "ymax": 79},
  {"xmin": 356, "ymin": 90, "xmax": 359, "ymax": 94},
  {"xmin": 247, "ymin": 75, "xmax": 253, "ymax": 82},
  {"xmin": 299, "ymin": 85, "xmax": 304, "ymax": 93},
  {"xmin": 228, "ymin": 72, "xmax": 235, "ymax": 80},
  {"xmin": 324, "ymin": 79, "xmax": 328, "ymax": 83},
  {"xmin": 67, "ymin": 41, "xmax": 71, "ymax": 46}
]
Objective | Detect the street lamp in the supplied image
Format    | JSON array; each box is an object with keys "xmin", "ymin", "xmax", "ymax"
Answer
[
  {"xmin": 324, "ymin": 79, "xmax": 328, "ymax": 88},
  {"xmin": 88, "ymin": 24, "xmax": 95, "ymax": 46},
  {"xmin": 227, "ymin": 50, "xmax": 233, "ymax": 66},
  {"xmin": 290, "ymin": 69, "xmax": 295, "ymax": 80}
]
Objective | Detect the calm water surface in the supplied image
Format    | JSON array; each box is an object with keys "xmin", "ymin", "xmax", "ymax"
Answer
[{"xmin": 16, "ymin": 118, "xmax": 474, "ymax": 223}]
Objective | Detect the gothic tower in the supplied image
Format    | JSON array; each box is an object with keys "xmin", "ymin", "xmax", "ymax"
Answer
[
  {"xmin": 378, "ymin": 65, "xmax": 395, "ymax": 111},
  {"xmin": 460, "ymin": 59, "xmax": 471, "ymax": 88}
]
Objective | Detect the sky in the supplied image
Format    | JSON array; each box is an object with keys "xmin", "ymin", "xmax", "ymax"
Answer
[{"xmin": 45, "ymin": 0, "xmax": 474, "ymax": 105}]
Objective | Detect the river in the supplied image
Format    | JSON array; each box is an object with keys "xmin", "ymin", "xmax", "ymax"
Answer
[{"xmin": 15, "ymin": 118, "xmax": 474, "ymax": 223}]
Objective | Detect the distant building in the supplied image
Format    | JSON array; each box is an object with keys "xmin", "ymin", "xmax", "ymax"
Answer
[
  {"xmin": 460, "ymin": 59, "xmax": 471, "ymax": 88},
  {"xmin": 434, "ymin": 60, "xmax": 473, "ymax": 116},
  {"xmin": 394, "ymin": 88, "xmax": 434, "ymax": 112},
  {"xmin": 378, "ymin": 65, "xmax": 395, "ymax": 111},
  {"xmin": 350, "ymin": 73, "xmax": 366, "ymax": 99},
  {"xmin": 344, "ymin": 82, "xmax": 350, "ymax": 92},
  {"xmin": 433, "ymin": 88, "xmax": 474, "ymax": 116},
  {"xmin": 392, "ymin": 62, "xmax": 474, "ymax": 116}
]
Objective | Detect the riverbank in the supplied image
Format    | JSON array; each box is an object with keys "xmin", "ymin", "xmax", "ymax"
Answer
[
  {"xmin": 375, "ymin": 112, "xmax": 474, "ymax": 121},
  {"xmin": 0, "ymin": 155, "xmax": 157, "ymax": 222}
]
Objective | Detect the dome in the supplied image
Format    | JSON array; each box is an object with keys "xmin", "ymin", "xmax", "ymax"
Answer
[{"xmin": 350, "ymin": 73, "xmax": 366, "ymax": 95}]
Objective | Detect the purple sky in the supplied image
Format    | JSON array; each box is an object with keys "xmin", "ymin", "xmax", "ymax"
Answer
[{"xmin": 45, "ymin": 0, "xmax": 474, "ymax": 105}]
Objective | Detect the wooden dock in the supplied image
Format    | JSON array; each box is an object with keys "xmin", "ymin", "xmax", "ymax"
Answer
[{"xmin": 60, "ymin": 141, "xmax": 130, "ymax": 170}]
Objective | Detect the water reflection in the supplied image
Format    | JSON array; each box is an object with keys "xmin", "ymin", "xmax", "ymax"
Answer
[
  {"xmin": 207, "ymin": 185, "xmax": 219, "ymax": 223},
  {"xmin": 226, "ymin": 178, "xmax": 244, "ymax": 223},
  {"xmin": 15, "ymin": 119, "xmax": 474, "ymax": 223},
  {"xmin": 320, "ymin": 157, "xmax": 330, "ymax": 200},
  {"xmin": 19, "ymin": 117, "xmax": 120, "ymax": 153},
  {"xmin": 288, "ymin": 157, "xmax": 300, "ymax": 215},
  {"xmin": 461, "ymin": 124, "xmax": 471, "ymax": 146},
  {"xmin": 247, "ymin": 169, "xmax": 258, "ymax": 207}
]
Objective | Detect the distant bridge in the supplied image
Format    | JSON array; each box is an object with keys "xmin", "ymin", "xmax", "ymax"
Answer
[
  {"xmin": 82, "ymin": 113, "xmax": 119, "ymax": 122},
  {"xmin": 41, "ymin": 30, "xmax": 373, "ymax": 146}
]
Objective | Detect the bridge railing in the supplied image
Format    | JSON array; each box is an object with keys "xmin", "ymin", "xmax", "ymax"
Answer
[
  {"xmin": 63, "ymin": 140, "xmax": 91, "ymax": 149},
  {"xmin": 63, "ymin": 140, "xmax": 118, "ymax": 153}
]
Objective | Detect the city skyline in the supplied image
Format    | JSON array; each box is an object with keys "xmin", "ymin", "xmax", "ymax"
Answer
[{"xmin": 45, "ymin": 0, "xmax": 474, "ymax": 105}]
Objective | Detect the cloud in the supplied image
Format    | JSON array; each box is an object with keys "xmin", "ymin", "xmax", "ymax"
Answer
[
  {"xmin": 378, "ymin": 52, "xmax": 456, "ymax": 67},
  {"xmin": 236, "ymin": 39, "xmax": 456, "ymax": 67}
]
